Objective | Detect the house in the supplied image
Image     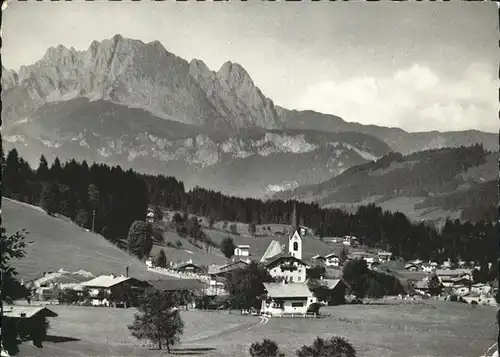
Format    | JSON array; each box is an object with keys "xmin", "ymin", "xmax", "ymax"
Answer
[
  {"xmin": 471, "ymin": 283, "xmax": 492, "ymax": 295},
  {"xmin": 324, "ymin": 253, "xmax": 340, "ymax": 267},
  {"xmin": 206, "ymin": 260, "xmax": 249, "ymax": 296},
  {"xmin": 342, "ymin": 236, "xmax": 358, "ymax": 247},
  {"xmin": 261, "ymin": 282, "xmax": 317, "ymax": 316},
  {"xmin": 414, "ymin": 280, "xmax": 430, "ymax": 295},
  {"xmin": 452, "ymin": 284, "xmax": 470, "ymax": 296},
  {"xmin": 208, "ymin": 259, "xmax": 250, "ymax": 281},
  {"xmin": 349, "ymin": 252, "xmax": 378, "ymax": 268},
  {"xmin": 3, "ymin": 305, "xmax": 58, "ymax": 346},
  {"xmin": 146, "ymin": 208, "xmax": 155, "ymax": 223},
  {"xmin": 146, "ymin": 278, "xmax": 205, "ymax": 302},
  {"xmin": 81, "ymin": 274, "xmax": 149, "ymax": 306},
  {"xmin": 175, "ymin": 262, "xmax": 203, "ymax": 274},
  {"xmin": 263, "ymin": 253, "xmax": 309, "ymax": 283},
  {"xmin": 312, "ymin": 254, "xmax": 325, "ymax": 262},
  {"xmin": 234, "ymin": 244, "xmax": 250, "ymax": 257},
  {"xmin": 3, "ymin": 305, "xmax": 58, "ymax": 319},
  {"xmin": 404, "ymin": 263, "xmax": 420, "ymax": 272},
  {"xmin": 435, "ymin": 269, "xmax": 472, "ymax": 282},
  {"xmin": 377, "ymin": 251, "xmax": 392, "ymax": 262},
  {"xmin": 421, "ymin": 263, "xmax": 435, "ymax": 273},
  {"xmin": 440, "ymin": 276, "xmax": 471, "ymax": 289},
  {"xmin": 321, "ymin": 279, "xmax": 347, "ymax": 305}
]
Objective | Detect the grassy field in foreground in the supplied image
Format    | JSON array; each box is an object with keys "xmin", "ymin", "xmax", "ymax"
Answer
[
  {"xmin": 2, "ymin": 198, "xmax": 174, "ymax": 282},
  {"xmin": 17, "ymin": 300, "xmax": 496, "ymax": 357}
]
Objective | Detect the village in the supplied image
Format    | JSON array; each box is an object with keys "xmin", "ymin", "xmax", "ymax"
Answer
[
  {"xmin": 2, "ymin": 191, "xmax": 498, "ymax": 357},
  {"xmin": 13, "ymin": 205, "xmax": 497, "ymax": 325}
]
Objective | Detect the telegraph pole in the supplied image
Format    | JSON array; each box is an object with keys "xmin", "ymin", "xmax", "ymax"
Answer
[{"xmin": 92, "ymin": 210, "xmax": 96, "ymax": 232}]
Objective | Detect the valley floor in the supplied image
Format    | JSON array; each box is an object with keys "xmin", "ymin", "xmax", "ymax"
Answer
[{"xmin": 16, "ymin": 300, "xmax": 496, "ymax": 357}]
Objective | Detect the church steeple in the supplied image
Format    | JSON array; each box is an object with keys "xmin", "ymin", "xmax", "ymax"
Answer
[
  {"xmin": 291, "ymin": 202, "xmax": 299, "ymax": 235},
  {"xmin": 289, "ymin": 201, "xmax": 303, "ymax": 260}
]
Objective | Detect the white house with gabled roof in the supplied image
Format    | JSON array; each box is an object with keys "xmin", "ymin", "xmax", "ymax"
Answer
[{"xmin": 261, "ymin": 282, "xmax": 316, "ymax": 316}]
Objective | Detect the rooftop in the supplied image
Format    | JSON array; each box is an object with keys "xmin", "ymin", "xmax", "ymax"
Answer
[
  {"xmin": 435, "ymin": 269, "xmax": 472, "ymax": 277},
  {"xmin": 146, "ymin": 278, "xmax": 205, "ymax": 291},
  {"xmin": 263, "ymin": 253, "xmax": 309, "ymax": 268},
  {"xmin": 81, "ymin": 275, "xmax": 131, "ymax": 288},
  {"xmin": 3, "ymin": 305, "xmax": 58, "ymax": 319},
  {"xmin": 263, "ymin": 283, "xmax": 313, "ymax": 298},
  {"xmin": 322, "ymin": 279, "xmax": 344, "ymax": 290}
]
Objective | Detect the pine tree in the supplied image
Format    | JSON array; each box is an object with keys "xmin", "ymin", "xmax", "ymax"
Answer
[
  {"xmin": 155, "ymin": 249, "xmax": 167, "ymax": 268},
  {"xmin": 3, "ymin": 149, "xmax": 21, "ymax": 198},
  {"xmin": 40, "ymin": 181, "xmax": 62, "ymax": 216},
  {"xmin": 75, "ymin": 209, "xmax": 89, "ymax": 228},
  {"xmin": 220, "ymin": 237, "xmax": 236, "ymax": 259},
  {"xmin": 427, "ymin": 274, "xmax": 443, "ymax": 296},
  {"xmin": 36, "ymin": 155, "xmax": 50, "ymax": 182},
  {"xmin": 127, "ymin": 221, "xmax": 153, "ymax": 260}
]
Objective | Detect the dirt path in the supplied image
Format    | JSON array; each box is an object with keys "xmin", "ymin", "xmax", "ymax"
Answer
[{"xmin": 182, "ymin": 316, "xmax": 267, "ymax": 344}]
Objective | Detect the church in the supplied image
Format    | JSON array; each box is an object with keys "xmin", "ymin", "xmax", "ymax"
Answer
[{"xmin": 260, "ymin": 203, "xmax": 309, "ymax": 283}]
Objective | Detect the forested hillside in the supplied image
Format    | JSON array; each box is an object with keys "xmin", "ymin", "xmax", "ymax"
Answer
[
  {"xmin": 1, "ymin": 145, "xmax": 497, "ymax": 266},
  {"xmin": 275, "ymin": 144, "xmax": 497, "ymax": 223}
]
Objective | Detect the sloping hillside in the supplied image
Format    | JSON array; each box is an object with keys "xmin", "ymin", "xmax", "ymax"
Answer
[
  {"xmin": 151, "ymin": 227, "xmax": 227, "ymax": 267},
  {"xmin": 1, "ymin": 198, "xmax": 172, "ymax": 281},
  {"xmin": 275, "ymin": 145, "xmax": 497, "ymax": 224},
  {"xmin": 204, "ymin": 229, "xmax": 335, "ymax": 262}
]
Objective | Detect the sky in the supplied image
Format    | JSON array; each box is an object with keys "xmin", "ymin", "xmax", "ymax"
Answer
[{"xmin": 2, "ymin": 0, "xmax": 499, "ymax": 133}]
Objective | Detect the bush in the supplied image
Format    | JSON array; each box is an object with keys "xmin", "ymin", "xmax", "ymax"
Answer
[
  {"xmin": 296, "ymin": 336, "xmax": 356, "ymax": 357},
  {"xmin": 175, "ymin": 240, "xmax": 183, "ymax": 248},
  {"xmin": 249, "ymin": 338, "xmax": 285, "ymax": 357},
  {"xmin": 306, "ymin": 302, "xmax": 321, "ymax": 315}
]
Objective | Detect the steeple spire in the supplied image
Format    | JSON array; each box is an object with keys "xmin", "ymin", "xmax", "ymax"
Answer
[{"xmin": 291, "ymin": 202, "xmax": 299, "ymax": 234}]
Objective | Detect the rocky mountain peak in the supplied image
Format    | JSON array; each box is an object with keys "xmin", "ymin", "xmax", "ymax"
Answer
[{"xmin": 3, "ymin": 35, "xmax": 283, "ymax": 130}]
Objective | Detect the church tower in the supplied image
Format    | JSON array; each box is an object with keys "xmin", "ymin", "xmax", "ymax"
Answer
[{"xmin": 288, "ymin": 202, "xmax": 303, "ymax": 260}]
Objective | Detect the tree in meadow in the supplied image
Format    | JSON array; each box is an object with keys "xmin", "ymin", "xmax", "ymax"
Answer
[
  {"xmin": 342, "ymin": 259, "xmax": 370, "ymax": 301},
  {"xmin": 224, "ymin": 262, "xmax": 274, "ymax": 311},
  {"xmin": 1, "ymin": 227, "xmax": 31, "ymax": 303},
  {"xmin": 155, "ymin": 249, "xmax": 168, "ymax": 268},
  {"xmin": 427, "ymin": 274, "xmax": 443, "ymax": 296},
  {"xmin": 154, "ymin": 206, "xmax": 164, "ymax": 223},
  {"xmin": 127, "ymin": 221, "xmax": 153, "ymax": 260},
  {"xmin": 220, "ymin": 237, "xmax": 236, "ymax": 259},
  {"xmin": 248, "ymin": 223, "xmax": 257, "ymax": 236},
  {"xmin": 230, "ymin": 223, "xmax": 238, "ymax": 235},
  {"xmin": 339, "ymin": 245, "xmax": 350, "ymax": 265},
  {"xmin": 128, "ymin": 290, "xmax": 184, "ymax": 353}
]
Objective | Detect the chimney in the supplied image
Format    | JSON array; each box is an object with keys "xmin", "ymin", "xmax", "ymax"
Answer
[{"xmin": 125, "ymin": 266, "xmax": 129, "ymax": 277}]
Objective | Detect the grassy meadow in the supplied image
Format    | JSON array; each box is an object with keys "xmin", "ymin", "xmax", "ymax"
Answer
[{"xmin": 17, "ymin": 299, "xmax": 496, "ymax": 357}]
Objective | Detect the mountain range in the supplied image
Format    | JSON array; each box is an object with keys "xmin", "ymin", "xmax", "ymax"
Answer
[{"xmin": 2, "ymin": 34, "xmax": 497, "ymax": 204}]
